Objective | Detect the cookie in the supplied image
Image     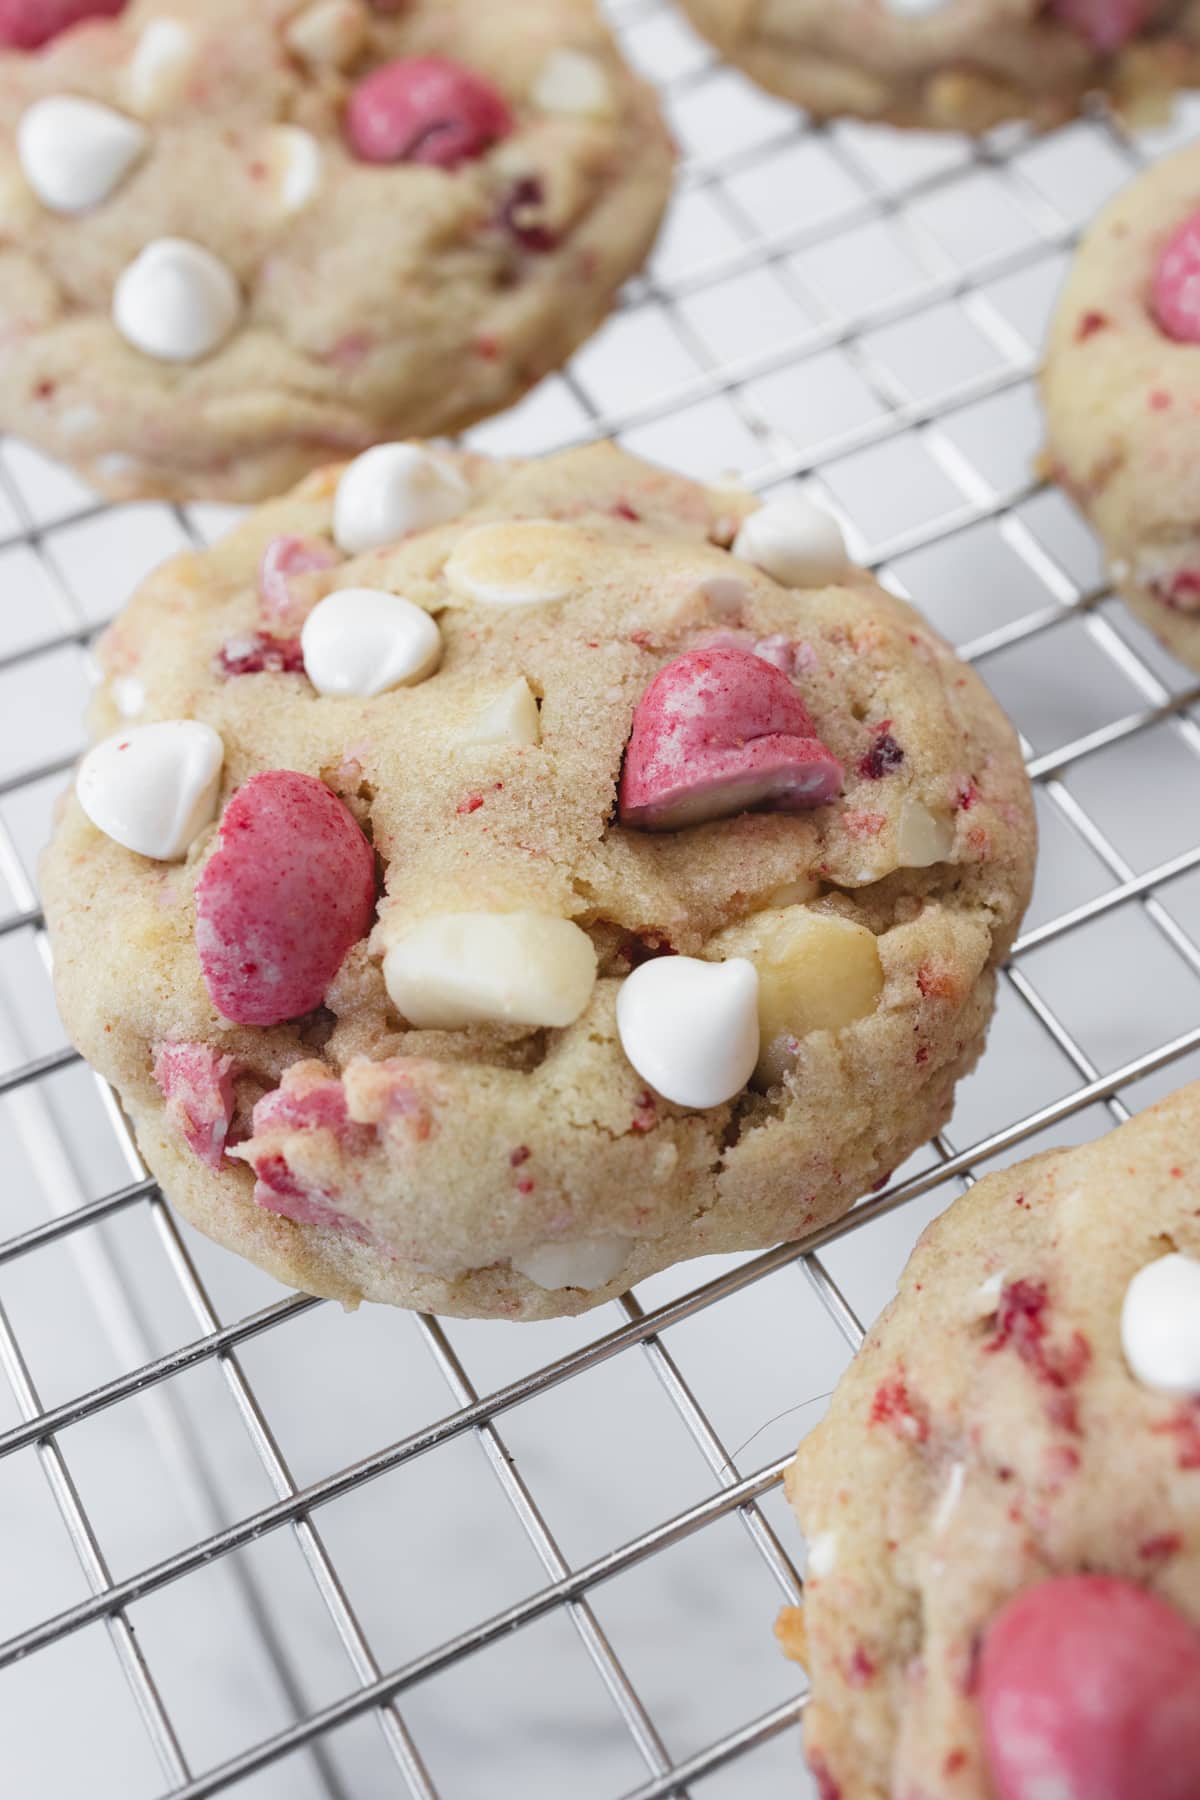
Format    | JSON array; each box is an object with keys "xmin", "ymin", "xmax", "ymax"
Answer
[
  {"xmin": 41, "ymin": 440, "xmax": 1034, "ymax": 1320},
  {"xmin": 677, "ymin": 0, "xmax": 1200, "ymax": 133},
  {"xmin": 0, "ymin": 0, "xmax": 673, "ymax": 503},
  {"xmin": 1042, "ymin": 140, "xmax": 1200, "ymax": 673},
  {"xmin": 784, "ymin": 1082, "xmax": 1200, "ymax": 1799}
]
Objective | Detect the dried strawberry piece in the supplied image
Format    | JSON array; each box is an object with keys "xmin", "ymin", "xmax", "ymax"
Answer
[
  {"xmin": 214, "ymin": 632, "xmax": 305, "ymax": 678},
  {"xmin": 152, "ymin": 1041, "xmax": 236, "ymax": 1168}
]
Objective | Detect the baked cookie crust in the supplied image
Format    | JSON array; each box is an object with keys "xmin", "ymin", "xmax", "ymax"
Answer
[{"xmin": 42, "ymin": 442, "xmax": 1034, "ymax": 1319}]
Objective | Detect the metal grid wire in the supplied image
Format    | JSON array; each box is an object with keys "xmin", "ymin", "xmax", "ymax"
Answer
[{"xmin": 3, "ymin": 2, "xmax": 1200, "ymax": 1794}]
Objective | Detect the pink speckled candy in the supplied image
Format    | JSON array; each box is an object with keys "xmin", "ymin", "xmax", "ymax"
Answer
[
  {"xmin": 618, "ymin": 646, "xmax": 842, "ymax": 831},
  {"xmin": 1048, "ymin": 0, "xmax": 1150, "ymax": 52},
  {"xmin": 1153, "ymin": 208, "xmax": 1200, "ymax": 343},
  {"xmin": 152, "ymin": 1041, "xmax": 236, "ymax": 1168},
  {"xmin": 0, "ymin": 0, "xmax": 124, "ymax": 47},
  {"xmin": 981, "ymin": 1575, "xmax": 1200, "ymax": 1800},
  {"xmin": 257, "ymin": 534, "xmax": 339, "ymax": 629},
  {"xmin": 194, "ymin": 771, "xmax": 376, "ymax": 1027},
  {"xmin": 345, "ymin": 56, "xmax": 513, "ymax": 169}
]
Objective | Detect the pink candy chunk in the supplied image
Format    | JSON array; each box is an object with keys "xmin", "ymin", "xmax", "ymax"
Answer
[
  {"xmin": 194, "ymin": 771, "xmax": 376, "ymax": 1027},
  {"xmin": 257, "ymin": 535, "xmax": 339, "ymax": 629},
  {"xmin": 0, "ymin": 0, "xmax": 124, "ymax": 47},
  {"xmin": 981, "ymin": 1575, "xmax": 1200, "ymax": 1800},
  {"xmin": 215, "ymin": 632, "xmax": 305, "ymax": 678},
  {"xmin": 1048, "ymin": 0, "xmax": 1149, "ymax": 51},
  {"xmin": 618, "ymin": 646, "xmax": 842, "ymax": 831},
  {"xmin": 1153, "ymin": 208, "xmax": 1200, "ymax": 343},
  {"xmin": 345, "ymin": 56, "xmax": 514, "ymax": 169},
  {"xmin": 152, "ymin": 1041, "xmax": 236, "ymax": 1168}
]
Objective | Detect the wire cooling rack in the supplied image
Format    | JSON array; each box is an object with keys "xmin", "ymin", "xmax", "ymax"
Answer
[{"xmin": 4, "ymin": 3, "xmax": 1200, "ymax": 1795}]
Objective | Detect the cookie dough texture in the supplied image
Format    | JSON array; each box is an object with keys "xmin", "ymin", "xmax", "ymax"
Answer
[
  {"xmin": 678, "ymin": 0, "xmax": 1200, "ymax": 133},
  {"xmin": 786, "ymin": 1083, "xmax": 1200, "ymax": 1798},
  {"xmin": 42, "ymin": 443, "xmax": 1034, "ymax": 1320},
  {"xmin": 0, "ymin": 0, "xmax": 673, "ymax": 502},
  {"xmin": 1043, "ymin": 141, "xmax": 1200, "ymax": 672}
]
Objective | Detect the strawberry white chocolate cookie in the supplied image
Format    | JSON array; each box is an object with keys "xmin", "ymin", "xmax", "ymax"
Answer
[
  {"xmin": 42, "ymin": 441, "xmax": 1033, "ymax": 1319},
  {"xmin": 678, "ymin": 0, "xmax": 1200, "ymax": 132},
  {"xmin": 784, "ymin": 1081, "xmax": 1200, "ymax": 1799},
  {"xmin": 0, "ymin": 0, "xmax": 672, "ymax": 502},
  {"xmin": 1042, "ymin": 141, "xmax": 1200, "ymax": 673}
]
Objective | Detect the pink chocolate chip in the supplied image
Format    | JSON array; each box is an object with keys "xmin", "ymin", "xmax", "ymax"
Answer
[
  {"xmin": 1047, "ymin": 0, "xmax": 1150, "ymax": 51},
  {"xmin": 194, "ymin": 771, "xmax": 376, "ymax": 1027},
  {"xmin": 981, "ymin": 1576, "xmax": 1200, "ymax": 1800},
  {"xmin": 152, "ymin": 1041, "xmax": 236, "ymax": 1168},
  {"xmin": 257, "ymin": 534, "xmax": 339, "ymax": 629},
  {"xmin": 1153, "ymin": 208, "xmax": 1200, "ymax": 344},
  {"xmin": 345, "ymin": 56, "xmax": 513, "ymax": 169},
  {"xmin": 0, "ymin": 0, "xmax": 124, "ymax": 47},
  {"xmin": 618, "ymin": 646, "xmax": 842, "ymax": 831}
]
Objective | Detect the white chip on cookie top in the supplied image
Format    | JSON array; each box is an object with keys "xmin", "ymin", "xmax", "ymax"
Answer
[
  {"xmin": 617, "ymin": 955, "xmax": 760, "ymax": 1110},
  {"xmin": 266, "ymin": 126, "xmax": 323, "ymax": 216},
  {"xmin": 733, "ymin": 496, "xmax": 848, "ymax": 590},
  {"xmin": 113, "ymin": 238, "xmax": 242, "ymax": 363},
  {"xmin": 332, "ymin": 443, "xmax": 469, "ymax": 555},
  {"xmin": 512, "ymin": 1236, "xmax": 630, "ymax": 1291},
  {"xmin": 533, "ymin": 50, "xmax": 616, "ymax": 119},
  {"xmin": 465, "ymin": 677, "xmax": 541, "ymax": 747},
  {"xmin": 1120, "ymin": 1252, "xmax": 1200, "ymax": 1395},
  {"xmin": 77, "ymin": 720, "xmax": 223, "ymax": 861},
  {"xmin": 806, "ymin": 1530, "xmax": 838, "ymax": 1577},
  {"xmin": 879, "ymin": 0, "xmax": 953, "ymax": 15},
  {"xmin": 382, "ymin": 911, "xmax": 597, "ymax": 1029},
  {"xmin": 300, "ymin": 587, "xmax": 441, "ymax": 697},
  {"xmin": 283, "ymin": 0, "xmax": 369, "ymax": 70},
  {"xmin": 125, "ymin": 18, "xmax": 197, "ymax": 117},
  {"xmin": 443, "ymin": 521, "xmax": 589, "ymax": 607},
  {"xmin": 18, "ymin": 98, "xmax": 147, "ymax": 215}
]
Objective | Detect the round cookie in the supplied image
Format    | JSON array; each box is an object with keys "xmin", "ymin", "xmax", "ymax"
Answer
[
  {"xmin": 677, "ymin": 0, "xmax": 1200, "ymax": 134},
  {"xmin": 0, "ymin": 0, "xmax": 673, "ymax": 503},
  {"xmin": 41, "ymin": 440, "xmax": 1034, "ymax": 1320},
  {"xmin": 1042, "ymin": 140, "xmax": 1200, "ymax": 673},
  {"xmin": 784, "ymin": 1081, "xmax": 1200, "ymax": 1798}
]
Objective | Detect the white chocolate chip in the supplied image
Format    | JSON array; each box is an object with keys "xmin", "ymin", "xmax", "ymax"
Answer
[
  {"xmin": 333, "ymin": 443, "xmax": 469, "ymax": 555},
  {"xmin": 465, "ymin": 678, "xmax": 540, "ymax": 747},
  {"xmin": 708, "ymin": 907, "xmax": 883, "ymax": 1087},
  {"xmin": 897, "ymin": 798, "xmax": 955, "ymax": 868},
  {"xmin": 1121, "ymin": 1253, "xmax": 1200, "ymax": 1395},
  {"xmin": 77, "ymin": 720, "xmax": 223, "ymax": 861},
  {"xmin": 881, "ymin": 0, "xmax": 951, "ymax": 14},
  {"xmin": 532, "ymin": 49, "xmax": 616, "ymax": 118},
  {"xmin": 111, "ymin": 675, "xmax": 146, "ymax": 719},
  {"xmin": 265, "ymin": 125, "xmax": 322, "ymax": 215},
  {"xmin": 284, "ymin": 0, "xmax": 368, "ymax": 70},
  {"xmin": 932, "ymin": 1462, "xmax": 965, "ymax": 1536},
  {"xmin": 113, "ymin": 238, "xmax": 241, "ymax": 363},
  {"xmin": 697, "ymin": 574, "xmax": 752, "ymax": 618},
  {"xmin": 966, "ymin": 1270, "xmax": 1005, "ymax": 1320},
  {"xmin": 383, "ymin": 911, "xmax": 597, "ymax": 1030},
  {"xmin": 617, "ymin": 955, "xmax": 759, "ymax": 1110},
  {"xmin": 18, "ymin": 98, "xmax": 147, "ymax": 215},
  {"xmin": 512, "ymin": 1236, "xmax": 630, "ymax": 1291},
  {"xmin": 443, "ymin": 520, "xmax": 588, "ymax": 607},
  {"xmin": 125, "ymin": 19, "xmax": 196, "ymax": 118},
  {"xmin": 806, "ymin": 1530, "xmax": 838, "ymax": 1577},
  {"xmin": 300, "ymin": 587, "xmax": 441, "ymax": 698},
  {"xmin": 733, "ymin": 496, "xmax": 848, "ymax": 589}
]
